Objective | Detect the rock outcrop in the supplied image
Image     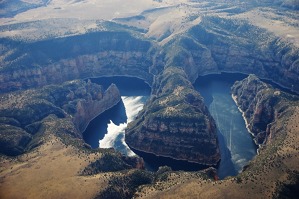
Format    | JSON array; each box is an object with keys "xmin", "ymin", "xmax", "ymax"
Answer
[
  {"xmin": 231, "ymin": 74, "xmax": 299, "ymax": 145},
  {"xmin": 0, "ymin": 80, "xmax": 121, "ymax": 155},
  {"xmin": 125, "ymin": 67, "xmax": 220, "ymax": 166},
  {"xmin": 162, "ymin": 16, "xmax": 299, "ymax": 93},
  {"xmin": 73, "ymin": 82, "xmax": 121, "ymax": 132}
]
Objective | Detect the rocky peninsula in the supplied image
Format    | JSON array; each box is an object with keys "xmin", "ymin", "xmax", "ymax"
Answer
[{"xmin": 126, "ymin": 67, "xmax": 220, "ymax": 166}]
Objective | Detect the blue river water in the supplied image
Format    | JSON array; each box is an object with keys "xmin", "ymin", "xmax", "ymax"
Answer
[
  {"xmin": 194, "ymin": 73, "xmax": 257, "ymax": 179},
  {"xmin": 83, "ymin": 74, "xmax": 257, "ymax": 179}
]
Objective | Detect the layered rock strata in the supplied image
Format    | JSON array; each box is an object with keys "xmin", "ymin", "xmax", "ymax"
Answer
[
  {"xmin": 0, "ymin": 31, "xmax": 154, "ymax": 93},
  {"xmin": 231, "ymin": 74, "xmax": 299, "ymax": 145},
  {"xmin": 1, "ymin": 16, "xmax": 299, "ymax": 95},
  {"xmin": 0, "ymin": 80, "xmax": 121, "ymax": 155},
  {"xmin": 125, "ymin": 67, "xmax": 220, "ymax": 166}
]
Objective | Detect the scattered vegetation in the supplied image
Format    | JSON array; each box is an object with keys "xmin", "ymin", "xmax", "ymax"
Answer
[
  {"xmin": 95, "ymin": 169, "xmax": 153, "ymax": 199},
  {"xmin": 81, "ymin": 153, "xmax": 136, "ymax": 175}
]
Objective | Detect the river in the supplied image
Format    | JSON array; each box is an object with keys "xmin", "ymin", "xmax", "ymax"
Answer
[{"xmin": 83, "ymin": 74, "xmax": 257, "ymax": 179}]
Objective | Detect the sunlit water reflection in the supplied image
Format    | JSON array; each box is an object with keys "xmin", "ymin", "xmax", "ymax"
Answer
[
  {"xmin": 83, "ymin": 76, "xmax": 150, "ymax": 156},
  {"xmin": 99, "ymin": 96, "xmax": 148, "ymax": 156}
]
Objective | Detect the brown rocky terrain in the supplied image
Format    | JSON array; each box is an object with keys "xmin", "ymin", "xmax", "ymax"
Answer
[{"xmin": 0, "ymin": 132, "xmax": 146, "ymax": 199}]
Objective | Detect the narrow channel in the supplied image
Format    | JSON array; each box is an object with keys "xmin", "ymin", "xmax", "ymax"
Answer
[{"xmin": 194, "ymin": 73, "xmax": 257, "ymax": 179}]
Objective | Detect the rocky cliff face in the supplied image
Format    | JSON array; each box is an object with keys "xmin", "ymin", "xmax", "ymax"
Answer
[
  {"xmin": 231, "ymin": 74, "xmax": 299, "ymax": 145},
  {"xmin": 0, "ymin": 31, "xmax": 153, "ymax": 93},
  {"xmin": 73, "ymin": 82, "xmax": 121, "ymax": 132},
  {"xmin": 0, "ymin": 80, "xmax": 121, "ymax": 155},
  {"xmin": 126, "ymin": 67, "xmax": 220, "ymax": 166}
]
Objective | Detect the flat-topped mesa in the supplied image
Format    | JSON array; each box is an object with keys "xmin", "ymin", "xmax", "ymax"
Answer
[
  {"xmin": 125, "ymin": 67, "xmax": 220, "ymax": 166},
  {"xmin": 231, "ymin": 74, "xmax": 299, "ymax": 145}
]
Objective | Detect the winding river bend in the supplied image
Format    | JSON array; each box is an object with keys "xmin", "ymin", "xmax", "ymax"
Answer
[{"xmin": 83, "ymin": 74, "xmax": 257, "ymax": 179}]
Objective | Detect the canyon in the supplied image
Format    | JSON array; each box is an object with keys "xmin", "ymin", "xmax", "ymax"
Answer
[{"xmin": 0, "ymin": 0, "xmax": 299, "ymax": 198}]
